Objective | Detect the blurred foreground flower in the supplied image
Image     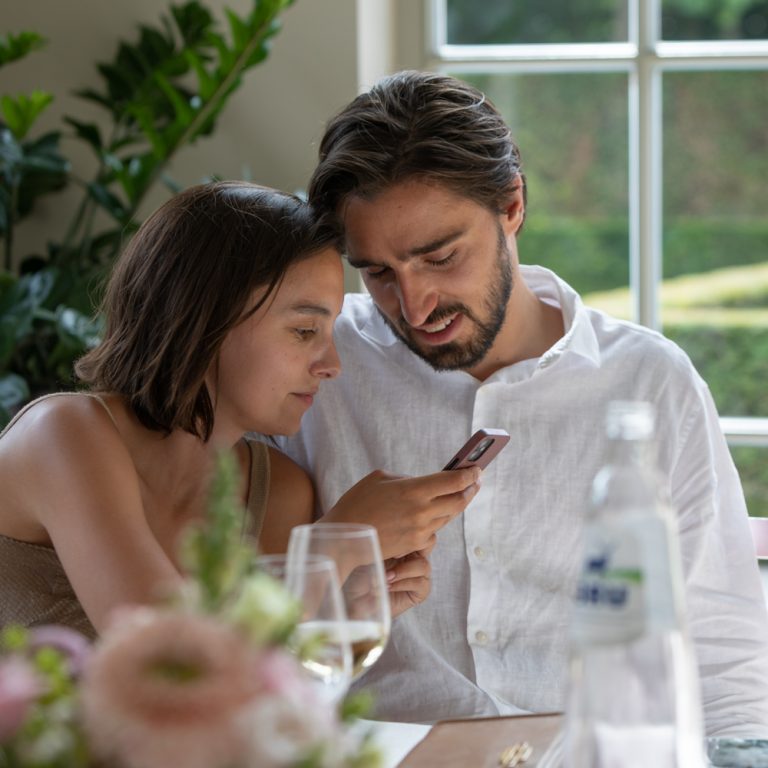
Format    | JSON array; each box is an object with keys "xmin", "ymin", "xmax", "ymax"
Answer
[
  {"xmin": 80, "ymin": 609, "xmax": 333, "ymax": 768},
  {"xmin": 0, "ymin": 452, "xmax": 381, "ymax": 767}
]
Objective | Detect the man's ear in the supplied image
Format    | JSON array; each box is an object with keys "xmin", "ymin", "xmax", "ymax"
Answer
[{"xmin": 501, "ymin": 176, "xmax": 526, "ymax": 236}]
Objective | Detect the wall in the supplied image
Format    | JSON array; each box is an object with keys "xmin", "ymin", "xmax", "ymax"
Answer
[{"xmin": 1, "ymin": 0, "xmax": 360, "ymax": 282}]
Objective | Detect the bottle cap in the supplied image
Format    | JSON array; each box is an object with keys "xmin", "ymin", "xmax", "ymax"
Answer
[{"xmin": 605, "ymin": 400, "xmax": 655, "ymax": 440}]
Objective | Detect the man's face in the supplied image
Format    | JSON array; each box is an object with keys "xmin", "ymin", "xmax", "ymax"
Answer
[{"xmin": 341, "ymin": 179, "xmax": 523, "ymax": 377}]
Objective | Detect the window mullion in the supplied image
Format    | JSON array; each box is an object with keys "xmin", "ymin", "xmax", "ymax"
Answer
[{"xmin": 635, "ymin": 0, "xmax": 662, "ymax": 330}]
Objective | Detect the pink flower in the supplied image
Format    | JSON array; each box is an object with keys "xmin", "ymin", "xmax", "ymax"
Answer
[
  {"xmin": 28, "ymin": 625, "xmax": 91, "ymax": 677},
  {"xmin": 79, "ymin": 609, "xmax": 273, "ymax": 768},
  {"xmin": 0, "ymin": 656, "xmax": 43, "ymax": 743},
  {"xmin": 240, "ymin": 648, "xmax": 337, "ymax": 766}
]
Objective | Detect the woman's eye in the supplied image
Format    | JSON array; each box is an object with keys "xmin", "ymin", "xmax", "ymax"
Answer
[{"xmin": 294, "ymin": 328, "xmax": 318, "ymax": 340}]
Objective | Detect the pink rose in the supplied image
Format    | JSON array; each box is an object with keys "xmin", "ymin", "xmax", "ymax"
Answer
[
  {"xmin": 0, "ymin": 656, "xmax": 42, "ymax": 743},
  {"xmin": 80, "ymin": 609, "xmax": 272, "ymax": 768}
]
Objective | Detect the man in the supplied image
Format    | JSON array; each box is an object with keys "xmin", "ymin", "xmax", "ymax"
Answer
[{"xmin": 275, "ymin": 70, "xmax": 768, "ymax": 733}]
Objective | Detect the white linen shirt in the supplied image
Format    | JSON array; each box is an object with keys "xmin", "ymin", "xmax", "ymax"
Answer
[{"xmin": 273, "ymin": 265, "xmax": 768, "ymax": 734}]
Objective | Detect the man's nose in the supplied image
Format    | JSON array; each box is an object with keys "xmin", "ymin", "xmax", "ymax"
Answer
[{"xmin": 395, "ymin": 274, "xmax": 439, "ymax": 328}]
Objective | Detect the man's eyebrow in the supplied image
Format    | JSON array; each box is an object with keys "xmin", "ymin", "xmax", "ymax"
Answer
[
  {"xmin": 408, "ymin": 229, "xmax": 464, "ymax": 256},
  {"xmin": 347, "ymin": 229, "xmax": 465, "ymax": 269}
]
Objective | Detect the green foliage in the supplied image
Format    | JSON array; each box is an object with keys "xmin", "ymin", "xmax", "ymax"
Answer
[
  {"xmin": 180, "ymin": 451, "xmax": 256, "ymax": 610},
  {"xmin": 0, "ymin": 31, "xmax": 45, "ymax": 66},
  {"xmin": 0, "ymin": 0, "xmax": 295, "ymax": 426},
  {"xmin": 1, "ymin": 92, "xmax": 54, "ymax": 140},
  {"xmin": 526, "ymin": 215, "xmax": 768, "ymax": 297}
]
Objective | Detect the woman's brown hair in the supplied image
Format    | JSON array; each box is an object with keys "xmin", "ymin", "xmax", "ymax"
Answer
[{"xmin": 76, "ymin": 182, "xmax": 338, "ymax": 441}]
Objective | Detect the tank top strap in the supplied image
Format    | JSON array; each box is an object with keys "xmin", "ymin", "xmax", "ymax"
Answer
[
  {"xmin": 242, "ymin": 438, "xmax": 271, "ymax": 543},
  {"xmin": 0, "ymin": 391, "xmax": 120, "ymax": 439}
]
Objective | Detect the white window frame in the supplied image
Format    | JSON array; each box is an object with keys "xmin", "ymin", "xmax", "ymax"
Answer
[{"xmin": 425, "ymin": 0, "xmax": 768, "ymax": 445}]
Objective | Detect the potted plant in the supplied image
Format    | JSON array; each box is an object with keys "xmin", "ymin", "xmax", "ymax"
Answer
[{"xmin": 0, "ymin": 0, "xmax": 295, "ymax": 426}]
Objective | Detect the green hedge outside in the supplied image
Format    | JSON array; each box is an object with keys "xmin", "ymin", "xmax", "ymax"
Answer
[
  {"xmin": 522, "ymin": 216, "xmax": 768, "ymax": 294},
  {"xmin": 527, "ymin": 215, "xmax": 768, "ymax": 517}
]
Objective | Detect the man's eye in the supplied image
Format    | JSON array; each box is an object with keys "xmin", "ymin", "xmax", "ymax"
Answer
[
  {"xmin": 428, "ymin": 250, "xmax": 457, "ymax": 268},
  {"xmin": 366, "ymin": 266, "xmax": 391, "ymax": 279}
]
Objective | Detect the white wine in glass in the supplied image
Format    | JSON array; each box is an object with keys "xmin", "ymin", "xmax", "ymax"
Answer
[
  {"xmin": 287, "ymin": 523, "xmax": 391, "ymax": 681},
  {"xmin": 258, "ymin": 553, "xmax": 353, "ymax": 704}
]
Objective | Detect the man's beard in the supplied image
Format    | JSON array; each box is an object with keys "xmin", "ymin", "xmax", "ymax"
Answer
[{"xmin": 376, "ymin": 226, "xmax": 513, "ymax": 372}]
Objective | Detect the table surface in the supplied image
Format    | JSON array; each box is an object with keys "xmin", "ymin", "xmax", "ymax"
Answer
[{"xmin": 362, "ymin": 720, "xmax": 432, "ymax": 767}]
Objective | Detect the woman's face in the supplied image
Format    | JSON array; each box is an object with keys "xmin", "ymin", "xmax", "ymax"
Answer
[{"xmin": 214, "ymin": 247, "xmax": 344, "ymax": 436}]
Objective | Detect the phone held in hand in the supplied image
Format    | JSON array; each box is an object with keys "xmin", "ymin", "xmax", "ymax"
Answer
[{"xmin": 442, "ymin": 428, "xmax": 510, "ymax": 471}]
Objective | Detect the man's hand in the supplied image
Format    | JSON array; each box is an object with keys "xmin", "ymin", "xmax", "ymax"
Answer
[
  {"xmin": 326, "ymin": 467, "xmax": 481, "ymax": 560},
  {"xmin": 386, "ymin": 550, "xmax": 432, "ymax": 618}
]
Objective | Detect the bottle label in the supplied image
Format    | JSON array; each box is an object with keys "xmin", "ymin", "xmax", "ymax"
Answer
[
  {"xmin": 572, "ymin": 515, "xmax": 680, "ymax": 646},
  {"xmin": 572, "ymin": 523, "xmax": 646, "ymax": 645}
]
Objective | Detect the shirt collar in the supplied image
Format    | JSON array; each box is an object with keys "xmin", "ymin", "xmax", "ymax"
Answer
[
  {"xmin": 357, "ymin": 264, "xmax": 602, "ymax": 368},
  {"xmin": 522, "ymin": 264, "xmax": 602, "ymax": 369}
]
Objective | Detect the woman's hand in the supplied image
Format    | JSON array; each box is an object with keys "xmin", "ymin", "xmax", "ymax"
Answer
[
  {"xmin": 385, "ymin": 551, "xmax": 432, "ymax": 618},
  {"xmin": 325, "ymin": 467, "xmax": 481, "ymax": 560}
]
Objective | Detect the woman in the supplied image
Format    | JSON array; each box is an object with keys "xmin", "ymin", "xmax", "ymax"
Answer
[{"xmin": 0, "ymin": 182, "xmax": 479, "ymax": 638}]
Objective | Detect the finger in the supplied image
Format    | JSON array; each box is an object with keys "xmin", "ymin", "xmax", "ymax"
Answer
[
  {"xmin": 396, "ymin": 466, "xmax": 482, "ymax": 500},
  {"xmin": 387, "ymin": 557, "xmax": 430, "ymax": 583},
  {"xmin": 389, "ymin": 576, "xmax": 430, "ymax": 592},
  {"xmin": 421, "ymin": 482, "xmax": 482, "ymax": 535},
  {"xmin": 387, "ymin": 552, "xmax": 432, "ymax": 583}
]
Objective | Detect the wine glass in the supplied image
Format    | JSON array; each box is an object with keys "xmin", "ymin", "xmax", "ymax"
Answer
[
  {"xmin": 258, "ymin": 553, "xmax": 353, "ymax": 704},
  {"xmin": 287, "ymin": 523, "xmax": 391, "ymax": 680}
]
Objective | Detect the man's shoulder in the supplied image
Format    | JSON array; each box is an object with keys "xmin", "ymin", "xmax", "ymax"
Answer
[
  {"xmin": 336, "ymin": 293, "xmax": 391, "ymax": 346},
  {"xmin": 586, "ymin": 304, "xmax": 700, "ymax": 379},
  {"xmin": 340, "ymin": 292, "xmax": 375, "ymax": 322}
]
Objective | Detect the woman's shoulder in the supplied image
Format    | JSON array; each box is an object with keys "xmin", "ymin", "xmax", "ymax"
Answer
[{"xmin": 1, "ymin": 392, "xmax": 122, "ymax": 448}]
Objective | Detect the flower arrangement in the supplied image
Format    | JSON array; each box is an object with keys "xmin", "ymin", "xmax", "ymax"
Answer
[{"xmin": 0, "ymin": 453, "xmax": 380, "ymax": 768}]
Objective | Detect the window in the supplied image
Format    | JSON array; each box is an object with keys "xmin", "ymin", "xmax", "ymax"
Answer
[{"xmin": 427, "ymin": 0, "xmax": 768, "ymax": 513}]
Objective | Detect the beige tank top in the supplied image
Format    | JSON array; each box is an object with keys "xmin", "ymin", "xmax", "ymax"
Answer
[{"xmin": 0, "ymin": 393, "xmax": 271, "ymax": 639}]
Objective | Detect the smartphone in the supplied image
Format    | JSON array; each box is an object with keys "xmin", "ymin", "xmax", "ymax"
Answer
[{"xmin": 442, "ymin": 428, "xmax": 510, "ymax": 471}]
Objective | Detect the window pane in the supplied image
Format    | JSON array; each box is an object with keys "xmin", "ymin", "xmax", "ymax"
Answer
[
  {"xmin": 661, "ymin": 70, "xmax": 768, "ymax": 420},
  {"xmin": 662, "ymin": 0, "xmax": 768, "ymax": 41},
  {"xmin": 446, "ymin": 0, "xmax": 629, "ymax": 44},
  {"xmin": 453, "ymin": 72, "xmax": 630, "ymax": 315},
  {"xmin": 730, "ymin": 445, "xmax": 768, "ymax": 517}
]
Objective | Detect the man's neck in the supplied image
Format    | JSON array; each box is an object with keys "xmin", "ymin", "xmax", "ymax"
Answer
[{"xmin": 467, "ymin": 274, "xmax": 565, "ymax": 381}]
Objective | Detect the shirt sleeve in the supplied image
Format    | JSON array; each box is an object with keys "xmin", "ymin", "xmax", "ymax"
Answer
[{"xmin": 671, "ymin": 374, "xmax": 768, "ymax": 737}]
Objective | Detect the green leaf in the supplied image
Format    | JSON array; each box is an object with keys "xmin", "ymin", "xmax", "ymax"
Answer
[
  {"xmin": 0, "ymin": 91, "xmax": 54, "ymax": 140},
  {"xmin": 87, "ymin": 183, "xmax": 127, "ymax": 223},
  {"xmin": 14, "ymin": 132, "xmax": 69, "ymax": 218},
  {"xmin": 124, "ymin": 103, "xmax": 167, "ymax": 156},
  {"xmin": 225, "ymin": 8, "xmax": 251, "ymax": 49},
  {"xmin": 64, "ymin": 118, "xmax": 103, "ymax": 152},
  {"xmin": 185, "ymin": 50, "xmax": 216, "ymax": 100},
  {"xmin": 0, "ymin": 31, "xmax": 46, "ymax": 67},
  {"xmin": 171, "ymin": 2, "xmax": 215, "ymax": 48},
  {"xmin": 0, "ymin": 373, "xmax": 30, "ymax": 429},
  {"xmin": 153, "ymin": 71, "xmax": 195, "ymax": 124},
  {"xmin": 54, "ymin": 305, "xmax": 103, "ymax": 349}
]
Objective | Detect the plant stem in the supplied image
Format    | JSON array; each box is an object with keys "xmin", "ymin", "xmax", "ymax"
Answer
[
  {"xmin": 122, "ymin": 13, "xmax": 279, "ymax": 225},
  {"xmin": 4, "ymin": 185, "xmax": 18, "ymax": 273}
]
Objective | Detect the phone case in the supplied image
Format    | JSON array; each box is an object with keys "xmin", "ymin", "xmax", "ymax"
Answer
[{"xmin": 443, "ymin": 428, "xmax": 510, "ymax": 471}]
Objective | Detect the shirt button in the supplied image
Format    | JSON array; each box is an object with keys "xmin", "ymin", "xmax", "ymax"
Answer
[
  {"xmin": 475, "ymin": 630, "xmax": 488, "ymax": 645},
  {"xmin": 473, "ymin": 546, "xmax": 486, "ymax": 560}
]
